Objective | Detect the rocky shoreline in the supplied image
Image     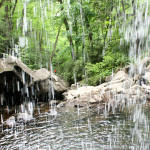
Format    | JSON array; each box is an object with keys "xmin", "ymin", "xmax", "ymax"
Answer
[
  {"xmin": 1, "ymin": 56, "xmax": 150, "ymax": 127},
  {"xmin": 63, "ymin": 57, "xmax": 150, "ymax": 110}
]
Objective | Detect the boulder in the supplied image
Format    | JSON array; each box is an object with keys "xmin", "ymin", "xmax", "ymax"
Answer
[
  {"xmin": 33, "ymin": 68, "xmax": 67, "ymax": 98},
  {"xmin": 127, "ymin": 84, "xmax": 145, "ymax": 95},
  {"xmin": 17, "ymin": 111, "xmax": 33, "ymax": 123},
  {"xmin": 5, "ymin": 116, "xmax": 16, "ymax": 127},
  {"xmin": 143, "ymin": 72, "xmax": 150, "ymax": 84},
  {"xmin": 112, "ymin": 70, "xmax": 128, "ymax": 81},
  {"xmin": 0, "ymin": 55, "xmax": 67, "ymax": 105},
  {"xmin": 145, "ymin": 64, "xmax": 150, "ymax": 72},
  {"xmin": 105, "ymin": 75, "xmax": 112, "ymax": 82},
  {"xmin": 140, "ymin": 57, "xmax": 150, "ymax": 70}
]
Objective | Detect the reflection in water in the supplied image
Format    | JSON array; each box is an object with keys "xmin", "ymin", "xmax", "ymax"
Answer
[{"xmin": 0, "ymin": 104, "xmax": 150, "ymax": 150}]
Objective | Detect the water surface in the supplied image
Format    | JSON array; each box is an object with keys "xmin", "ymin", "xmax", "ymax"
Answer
[{"xmin": 0, "ymin": 104, "xmax": 150, "ymax": 150}]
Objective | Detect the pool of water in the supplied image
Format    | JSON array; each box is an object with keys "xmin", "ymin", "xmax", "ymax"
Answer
[{"xmin": 0, "ymin": 104, "xmax": 150, "ymax": 150}]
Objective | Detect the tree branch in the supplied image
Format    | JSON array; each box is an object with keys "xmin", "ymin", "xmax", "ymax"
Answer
[{"xmin": 12, "ymin": 0, "xmax": 17, "ymax": 16}]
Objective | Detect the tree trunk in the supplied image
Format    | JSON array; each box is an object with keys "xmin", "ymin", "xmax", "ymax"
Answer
[
  {"xmin": 85, "ymin": 15, "xmax": 93, "ymax": 52},
  {"xmin": 11, "ymin": 0, "xmax": 17, "ymax": 16},
  {"xmin": 51, "ymin": 24, "xmax": 62, "ymax": 62},
  {"xmin": 121, "ymin": 0, "xmax": 125, "ymax": 17},
  {"xmin": 74, "ymin": 19, "xmax": 79, "ymax": 59},
  {"xmin": 132, "ymin": 0, "xmax": 136, "ymax": 18},
  {"xmin": 59, "ymin": 0, "xmax": 75, "ymax": 61}
]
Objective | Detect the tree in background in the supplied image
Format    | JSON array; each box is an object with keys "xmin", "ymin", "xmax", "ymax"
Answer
[{"xmin": 0, "ymin": 0, "xmax": 141, "ymax": 85}]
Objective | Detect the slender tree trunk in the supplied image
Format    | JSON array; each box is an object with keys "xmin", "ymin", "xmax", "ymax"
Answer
[
  {"xmin": 132, "ymin": 0, "xmax": 136, "ymax": 18},
  {"xmin": 39, "ymin": 32, "xmax": 42, "ymax": 52},
  {"xmin": 5, "ymin": 4, "xmax": 12, "ymax": 49},
  {"xmin": 74, "ymin": 19, "xmax": 79, "ymax": 59},
  {"xmin": 11, "ymin": 0, "xmax": 17, "ymax": 16},
  {"xmin": 121, "ymin": 0, "xmax": 125, "ymax": 17},
  {"xmin": 85, "ymin": 15, "xmax": 93, "ymax": 52},
  {"xmin": 59, "ymin": 0, "xmax": 75, "ymax": 61},
  {"xmin": 51, "ymin": 24, "xmax": 62, "ymax": 62}
]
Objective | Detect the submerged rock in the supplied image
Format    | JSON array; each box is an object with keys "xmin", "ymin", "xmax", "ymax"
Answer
[
  {"xmin": 17, "ymin": 111, "xmax": 33, "ymax": 123},
  {"xmin": 5, "ymin": 116, "xmax": 16, "ymax": 127}
]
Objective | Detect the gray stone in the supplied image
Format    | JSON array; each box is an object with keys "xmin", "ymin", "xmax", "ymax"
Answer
[
  {"xmin": 57, "ymin": 101, "xmax": 66, "ymax": 108},
  {"xmin": 105, "ymin": 75, "xmax": 112, "ymax": 82},
  {"xmin": 49, "ymin": 100, "xmax": 58, "ymax": 106},
  {"xmin": 17, "ymin": 111, "xmax": 33, "ymax": 123},
  {"xmin": 0, "ymin": 55, "xmax": 67, "ymax": 104},
  {"xmin": 5, "ymin": 116, "xmax": 16, "ymax": 127},
  {"xmin": 143, "ymin": 72, "xmax": 150, "ymax": 84},
  {"xmin": 112, "ymin": 70, "xmax": 128, "ymax": 81},
  {"xmin": 146, "ymin": 95, "xmax": 150, "ymax": 101}
]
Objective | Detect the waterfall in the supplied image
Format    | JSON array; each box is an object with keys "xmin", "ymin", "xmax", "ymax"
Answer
[{"xmin": 120, "ymin": 0, "xmax": 150, "ymax": 75}]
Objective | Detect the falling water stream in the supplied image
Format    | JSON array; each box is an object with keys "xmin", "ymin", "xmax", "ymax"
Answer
[{"xmin": 1, "ymin": 0, "xmax": 150, "ymax": 149}]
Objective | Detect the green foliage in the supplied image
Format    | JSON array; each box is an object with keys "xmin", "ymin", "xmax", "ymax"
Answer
[
  {"xmin": 86, "ymin": 51, "xmax": 129, "ymax": 85},
  {"xmin": 73, "ymin": 58, "xmax": 84, "ymax": 81},
  {"xmin": 54, "ymin": 55, "xmax": 74, "ymax": 84},
  {"xmin": 0, "ymin": 0, "xmax": 142, "ymax": 86}
]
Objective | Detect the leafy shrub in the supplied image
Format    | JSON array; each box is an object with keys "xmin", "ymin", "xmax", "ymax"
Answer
[{"xmin": 85, "ymin": 51, "xmax": 129, "ymax": 85}]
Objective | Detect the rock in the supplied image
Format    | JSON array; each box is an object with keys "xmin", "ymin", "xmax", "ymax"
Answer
[
  {"xmin": 90, "ymin": 98, "xmax": 97, "ymax": 104},
  {"xmin": 34, "ymin": 69, "xmax": 67, "ymax": 93},
  {"xmin": 64, "ymin": 57, "xmax": 150, "ymax": 112},
  {"xmin": 129, "ymin": 57, "xmax": 150, "ymax": 75},
  {"xmin": 39, "ymin": 102, "xmax": 46, "ymax": 108},
  {"xmin": 145, "ymin": 64, "xmax": 150, "ymax": 72},
  {"xmin": 140, "ymin": 57, "xmax": 150, "ymax": 69},
  {"xmin": 33, "ymin": 68, "xmax": 50, "ymax": 81},
  {"xmin": 47, "ymin": 109, "xmax": 57, "ymax": 116},
  {"xmin": 124, "ymin": 65, "xmax": 130, "ymax": 73},
  {"xmin": 64, "ymin": 86, "xmax": 94, "ymax": 101},
  {"xmin": 127, "ymin": 84, "xmax": 145, "ymax": 95},
  {"xmin": 113, "ymin": 87, "xmax": 125, "ymax": 94},
  {"xmin": 5, "ymin": 116, "xmax": 16, "ymax": 127},
  {"xmin": 133, "ymin": 74, "xmax": 140, "ymax": 82},
  {"xmin": 146, "ymin": 95, "xmax": 150, "ymax": 101},
  {"xmin": 74, "ymin": 104, "xmax": 84, "ymax": 108},
  {"xmin": 17, "ymin": 111, "xmax": 33, "ymax": 123},
  {"xmin": 142, "ymin": 84, "xmax": 150, "ymax": 91},
  {"xmin": 105, "ymin": 82, "xmax": 124, "ymax": 92},
  {"xmin": 143, "ymin": 72, "xmax": 150, "ymax": 84},
  {"xmin": 49, "ymin": 100, "xmax": 58, "ymax": 106},
  {"xmin": 105, "ymin": 75, "xmax": 112, "ymax": 82},
  {"xmin": 112, "ymin": 70, "xmax": 128, "ymax": 81},
  {"xmin": 57, "ymin": 101, "xmax": 66, "ymax": 108},
  {"xmin": 123, "ymin": 78, "xmax": 135, "ymax": 89},
  {"xmin": 132, "ymin": 95, "xmax": 147, "ymax": 103},
  {"xmin": 71, "ymin": 84, "xmax": 77, "ymax": 90},
  {"xmin": 0, "ymin": 55, "xmax": 67, "ymax": 105}
]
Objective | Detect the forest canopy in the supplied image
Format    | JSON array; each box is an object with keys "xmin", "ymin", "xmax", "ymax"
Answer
[{"xmin": 0, "ymin": 0, "xmax": 147, "ymax": 85}]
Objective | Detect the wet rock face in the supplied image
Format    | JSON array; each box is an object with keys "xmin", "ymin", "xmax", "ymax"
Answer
[{"xmin": 0, "ymin": 56, "xmax": 67, "ymax": 106}]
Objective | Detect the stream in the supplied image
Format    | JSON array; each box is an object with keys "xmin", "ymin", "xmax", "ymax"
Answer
[{"xmin": 0, "ymin": 103, "xmax": 150, "ymax": 150}]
